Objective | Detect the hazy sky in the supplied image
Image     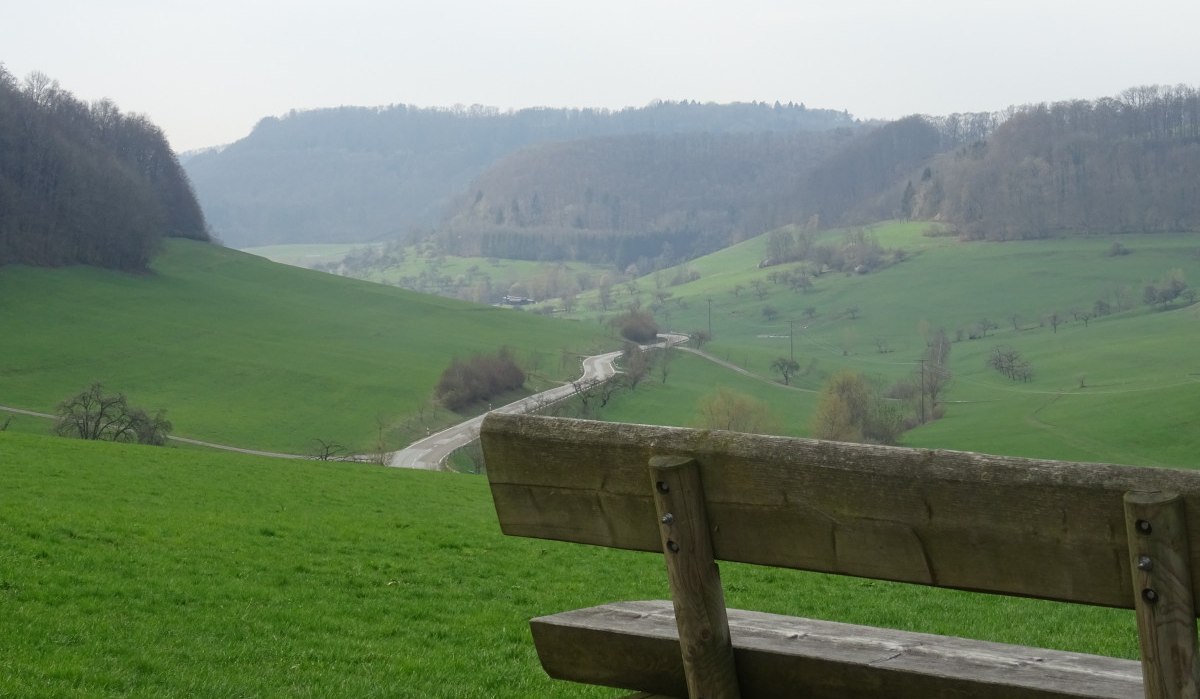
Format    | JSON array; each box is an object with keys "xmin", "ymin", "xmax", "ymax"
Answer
[{"xmin": 4, "ymin": 1, "xmax": 1198, "ymax": 152}]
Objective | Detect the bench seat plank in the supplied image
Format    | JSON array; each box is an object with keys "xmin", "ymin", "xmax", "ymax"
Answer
[{"xmin": 531, "ymin": 601, "xmax": 1143, "ymax": 699}]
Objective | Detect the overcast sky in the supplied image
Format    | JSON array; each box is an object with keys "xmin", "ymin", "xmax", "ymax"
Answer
[{"xmin": 4, "ymin": 0, "xmax": 1198, "ymax": 152}]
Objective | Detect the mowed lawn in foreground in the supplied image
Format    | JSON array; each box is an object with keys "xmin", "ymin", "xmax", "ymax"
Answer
[{"xmin": 1, "ymin": 432, "xmax": 1139, "ymax": 698}]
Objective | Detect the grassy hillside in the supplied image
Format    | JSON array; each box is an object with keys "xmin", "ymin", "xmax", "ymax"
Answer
[
  {"xmin": 570, "ymin": 223, "xmax": 1200, "ymax": 467},
  {"xmin": 0, "ymin": 240, "xmax": 609, "ymax": 453},
  {"xmin": 571, "ymin": 350, "xmax": 817, "ymax": 436},
  {"xmin": 244, "ymin": 242, "xmax": 615, "ymax": 306},
  {"xmin": 0, "ymin": 431, "xmax": 1140, "ymax": 698}
]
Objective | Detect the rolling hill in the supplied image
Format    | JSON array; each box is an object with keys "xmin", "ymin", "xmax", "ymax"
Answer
[
  {"xmin": 436, "ymin": 130, "xmax": 853, "ymax": 266},
  {"xmin": 0, "ymin": 239, "xmax": 608, "ymax": 453},
  {"xmin": 564, "ymin": 222, "xmax": 1200, "ymax": 468},
  {"xmin": 182, "ymin": 101, "xmax": 854, "ymax": 248}
]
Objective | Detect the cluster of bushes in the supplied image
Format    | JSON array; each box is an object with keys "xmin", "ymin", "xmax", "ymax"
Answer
[
  {"xmin": 762, "ymin": 228, "xmax": 898, "ymax": 275},
  {"xmin": 434, "ymin": 348, "xmax": 526, "ymax": 410},
  {"xmin": 810, "ymin": 370, "xmax": 903, "ymax": 445},
  {"xmin": 1143, "ymin": 270, "xmax": 1194, "ymax": 307},
  {"xmin": 988, "ymin": 347, "xmax": 1034, "ymax": 382},
  {"xmin": 611, "ymin": 309, "xmax": 659, "ymax": 343}
]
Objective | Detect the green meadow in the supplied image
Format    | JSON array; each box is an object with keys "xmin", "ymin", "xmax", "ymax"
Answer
[
  {"xmin": 1, "ymin": 431, "xmax": 1140, "ymax": 698},
  {"xmin": 0, "ymin": 240, "xmax": 609, "ymax": 454},
  {"xmin": 5, "ymin": 223, "xmax": 1192, "ymax": 697},
  {"xmin": 241, "ymin": 243, "xmax": 372, "ymax": 268},
  {"xmin": 245, "ymin": 241, "xmax": 614, "ymax": 304},
  {"xmin": 572, "ymin": 223, "xmax": 1200, "ymax": 467},
  {"xmin": 581, "ymin": 349, "xmax": 818, "ymax": 436}
]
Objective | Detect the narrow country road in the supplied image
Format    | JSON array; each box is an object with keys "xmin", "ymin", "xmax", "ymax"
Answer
[
  {"xmin": 384, "ymin": 349, "xmax": 621, "ymax": 469},
  {"xmin": 386, "ymin": 333, "xmax": 687, "ymax": 470}
]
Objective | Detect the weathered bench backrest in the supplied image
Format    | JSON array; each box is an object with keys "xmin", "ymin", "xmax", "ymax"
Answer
[{"xmin": 482, "ymin": 412, "xmax": 1200, "ymax": 610}]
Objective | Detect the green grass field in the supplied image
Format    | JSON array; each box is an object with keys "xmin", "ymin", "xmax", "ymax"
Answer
[
  {"xmin": 578, "ymin": 350, "xmax": 817, "ymax": 435},
  {"xmin": 244, "ymin": 241, "xmax": 614, "ymax": 305},
  {"xmin": 0, "ymin": 431, "xmax": 1141, "ymax": 698},
  {"xmin": 569, "ymin": 224, "xmax": 1200, "ymax": 467},
  {"xmin": 0, "ymin": 240, "xmax": 610, "ymax": 454},
  {"xmin": 6, "ymin": 224, "xmax": 1188, "ymax": 696},
  {"xmin": 241, "ymin": 243, "xmax": 372, "ymax": 268}
]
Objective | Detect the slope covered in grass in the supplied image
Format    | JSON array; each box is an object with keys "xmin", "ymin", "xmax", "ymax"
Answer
[
  {"xmin": 571, "ymin": 223, "xmax": 1200, "ymax": 467},
  {"xmin": 1, "ymin": 431, "xmax": 1140, "ymax": 697},
  {"xmin": 0, "ymin": 240, "xmax": 608, "ymax": 453}
]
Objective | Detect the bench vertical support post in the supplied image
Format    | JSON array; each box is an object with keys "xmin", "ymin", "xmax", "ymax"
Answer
[
  {"xmin": 649, "ymin": 456, "xmax": 741, "ymax": 699},
  {"xmin": 1124, "ymin": 491, "xmax": 1200, "ymax": 699}
]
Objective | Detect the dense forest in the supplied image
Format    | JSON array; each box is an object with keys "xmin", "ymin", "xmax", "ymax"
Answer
[
  {"xmin": 914, "ymin": 85, "xmax": 1200, "ymax": 239},
  {"xmin": 429, "ymin": 112, "xmax": 991, "ymax": 264},
  {"xmin": 440, "ymin": 85, "xmax": 1200, "ymax": 262},
  {"xmin": 182, "ymin": 101, "xmax": 856, "ymax": 247},
  {"xmin": 184, "ymin": 83, "xmax": 1200, "ymax": 262},
  {"xmin": 0, "ymin": 66, "xmax": 209, "ymax": 271},
  {"xmin": 437, "ymin": 130, "xmax": 856, "ymax": 266}
]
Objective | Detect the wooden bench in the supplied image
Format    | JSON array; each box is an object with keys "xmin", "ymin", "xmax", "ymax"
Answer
[{"xmin": 480, "ymin": 413, "xmax": 1200, "ymax": 699}]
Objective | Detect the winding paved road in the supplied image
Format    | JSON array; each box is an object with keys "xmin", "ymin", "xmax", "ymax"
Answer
[
  {"xmin": 385, "ymin": 349, "xmax": 623, "ymax": 469},
  {"xmin": 386, "ymin": 333, "xmax": 687, "ymax": 470}
]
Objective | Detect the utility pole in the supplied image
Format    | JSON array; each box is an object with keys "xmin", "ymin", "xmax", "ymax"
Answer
[
  {"xmin": 707, "ymin": 297, "xmax": 713, "ymax": 339},
  {"xmin": 789, "ymin": 320, "xmax": 795, "ymax": 362}
]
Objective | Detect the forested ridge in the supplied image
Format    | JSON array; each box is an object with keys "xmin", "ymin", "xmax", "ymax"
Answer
[
  {"xmin": 910, "ymin": 85, "xmax": 1200, "ymax": 239},
  {"xmin": 182, "ymin": 101, "xmax": 855, "ymax": 247},
  {"xmin": 0, "ymin": 65, "xmax": 209, "ymax": 271},
  {"xmin": 442, "ymin": 85, "xmax": 1200, "ymax": 264},
  {"xmin": 431, "ymin": 113, "xmax": 985, "ymax": 265},
  {"xmin": 184, "ymin": 84, "xmax": 1200, "ymax": 262},
  {"xmin": 437, "ymin": 130, "xmax": 856, "ymax": 266}
]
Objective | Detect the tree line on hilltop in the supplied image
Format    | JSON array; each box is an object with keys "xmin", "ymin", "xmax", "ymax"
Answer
[
  {"xmin": 429, "ymin": 115, "xmax": 976, "ymax": 267},
  {"xmin": 436, "ymin": 130, "xmax": 855, "ymax": 265},
  {"xmin": 435, "ymin": 85, "xmax": 1200, "ymax": 268},
  {"xmin": 819, "ymin": 85, "xmax": 1200, "ymax": 239},
  {"xmin": 914, "ymin": 86, "xmax": 1200, "ymax": 239},
  {"xmin": 0, "ymin": 65, "xmax": 209, "ymax": 271},
  {"xmin": 182, "ymin": 82, "xmax": 1200, "ymax": 272},
  {"xmin": 182, "ymin": 101, "xmax": 855, "ymax": 248}
]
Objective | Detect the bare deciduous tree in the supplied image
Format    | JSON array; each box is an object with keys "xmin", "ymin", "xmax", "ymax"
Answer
[
  {"xmin": 695, "ymin": 387, "xmax": 776, "ymax": 434},
  {"xmin": 658, "ymin": 345, "xmax": 674, "ymax": 384},
  {"xmin": 621, "ymin": 343, "xmax": 651, "ymax": 391},
  {"xmin": 311, "ymin": 438, "xmax": 347, "ymax": 461},
  {"xmin": 54, "ymin": 383, "xmax": 172, "ymax": 445},
  {"xmin": 771, "ymin": 357, "xmax": 800, "ymax": 385}
]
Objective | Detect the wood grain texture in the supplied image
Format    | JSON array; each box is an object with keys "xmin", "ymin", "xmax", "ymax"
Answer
[
  {"xmin": 482, "ymin": 413, "xmax": 1200, "ymax": 609},
  {"xmin": 650, "ymin": 456, "xmax": 740, "ymax": 698},
  {"xmin": 531, "ymin": 601, "xmax": 1145, "ymax": 699},
  {"xmin": 1124, "ymin": 492, "xmax": 1200, "ymax": 699}
]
